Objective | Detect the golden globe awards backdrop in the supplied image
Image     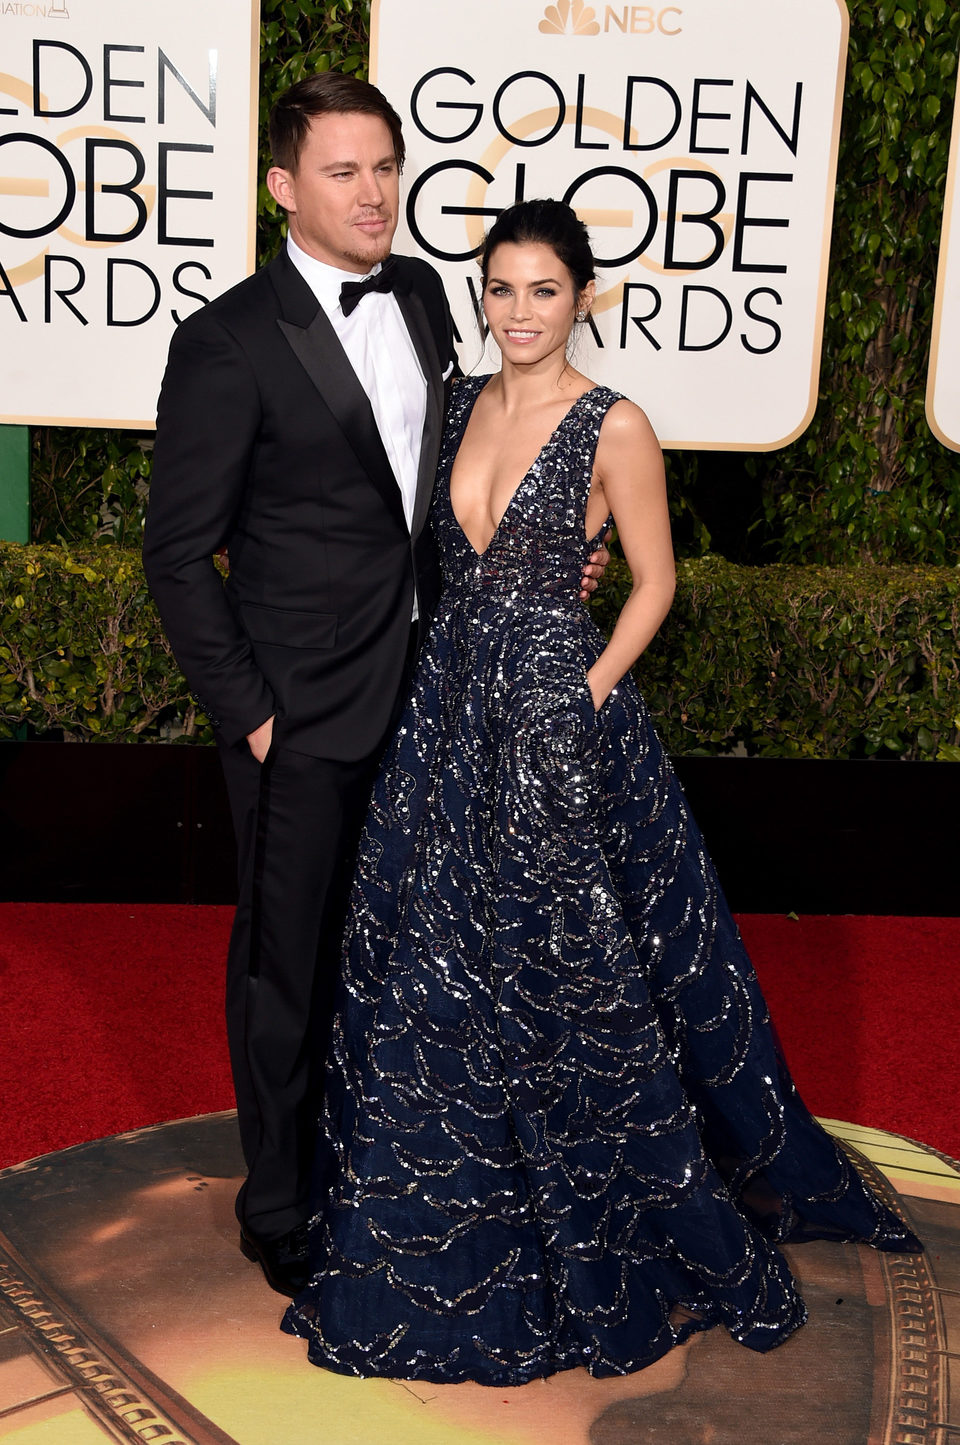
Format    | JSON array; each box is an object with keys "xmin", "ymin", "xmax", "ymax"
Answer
[
  {"xmin": 926, "ymin": 60, "xmax": 960, "ymax": 453},
  {"xmin": 0, "ymin": 0, "xmax": 260, "ymax": 428},
  {"xmin": 372, "ymin": 0, "xmax": 849, "ymax": 450}
]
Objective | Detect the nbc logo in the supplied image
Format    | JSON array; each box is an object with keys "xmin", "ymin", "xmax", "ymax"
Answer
[{"xmin": 540, "ymin": 0, "xmax": 600, "ymax": 35}]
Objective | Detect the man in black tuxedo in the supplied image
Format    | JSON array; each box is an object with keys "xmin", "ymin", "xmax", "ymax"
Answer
[{"xmin": 144, "ymin": 73, "xmax": 605, "ymax": 1296}]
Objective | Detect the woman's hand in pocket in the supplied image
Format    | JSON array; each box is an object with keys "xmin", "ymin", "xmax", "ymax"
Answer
[{"xmin": 586, "ymin": 668, "xmax": 608, "ymax": 714}]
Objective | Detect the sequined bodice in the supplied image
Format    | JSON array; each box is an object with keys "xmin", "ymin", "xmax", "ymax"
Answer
[{"xmin": 433, "ymin": 376, "xmax": 616, "ymax": 604}]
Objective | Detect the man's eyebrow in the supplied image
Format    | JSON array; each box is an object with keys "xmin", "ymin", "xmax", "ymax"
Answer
[{"xmin": 319, "ymin": 155, "xmax": 396, "ymax": 172}]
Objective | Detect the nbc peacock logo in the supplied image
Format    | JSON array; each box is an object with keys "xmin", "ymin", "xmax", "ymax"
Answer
[{"xmin": 539, "ymin": 0, "xmax": 601, "ymax": 35}]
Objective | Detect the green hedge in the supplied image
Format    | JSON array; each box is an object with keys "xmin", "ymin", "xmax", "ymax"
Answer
[
  {"xmin": 589, "ymin": 556, "xmax": 960, "ymax": 761},
  {"xmin": 0, "ymin": 545, "xmax": 210, "ymax": 744},
  {"xmin": 2, "ymin": 543, "xmax": 956, "ymax": 759}
]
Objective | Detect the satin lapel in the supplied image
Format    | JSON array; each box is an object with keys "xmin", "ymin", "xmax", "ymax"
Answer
[
  {"xmin": 397, "ymin": 285, "xmax": 444, "ymax": 541},
  {"xmin": 270, "ymin": 254, "xmax": 406, "ymax": 530}
]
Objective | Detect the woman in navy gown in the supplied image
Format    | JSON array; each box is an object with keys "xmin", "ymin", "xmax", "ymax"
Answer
[{"xmin": 282, "ymin": 200, "xmax": 921, "ymax": 1385}]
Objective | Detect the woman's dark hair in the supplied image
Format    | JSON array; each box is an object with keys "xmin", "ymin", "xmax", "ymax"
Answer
[
  {"xmin": 268, "ymin": 72, "xmax": 405, "ymax": 175},
  {"xmin": 479, "ymin": 199, "xmax": 595, "ymax": 295}
]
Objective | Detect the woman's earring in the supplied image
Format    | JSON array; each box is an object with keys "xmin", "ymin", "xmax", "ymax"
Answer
[{"xmin": 577, "ymin": 309, "xmax": 588, "ymax": 322}]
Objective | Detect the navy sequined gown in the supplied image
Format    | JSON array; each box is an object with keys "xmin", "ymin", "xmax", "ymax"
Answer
[{"xmin": 282, "ymin": 377, "xmax": 920, "ymax": 1385}]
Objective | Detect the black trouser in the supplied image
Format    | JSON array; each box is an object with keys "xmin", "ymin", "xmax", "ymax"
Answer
[
  {"xmin": 218, "ymin": 736, "xmax": 381, "ymax": 1239},
  {"xmin": 216, "ymin": 629, "xmax": 419, "ymax": 1240}
]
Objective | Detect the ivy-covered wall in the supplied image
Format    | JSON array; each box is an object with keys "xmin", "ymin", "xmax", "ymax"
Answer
[
  {"xmin": 748, "ymin": 0, "xmax": 960, "ymax": 567},
  {"xmin": 26, "ymin": 0, "xmax": 960, "ymax": 568},
  {"xmin": 9, "ymin": 0, "xmax": 959, "ymax": 755},
  {"xmin": 29, "ymin": 0, "xmax": 372, "ymax": 548}
]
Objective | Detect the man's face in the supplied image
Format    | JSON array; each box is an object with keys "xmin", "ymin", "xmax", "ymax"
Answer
[{"xmin": 267, "ymin": 111, "xmax": 400, "ymax": 274}]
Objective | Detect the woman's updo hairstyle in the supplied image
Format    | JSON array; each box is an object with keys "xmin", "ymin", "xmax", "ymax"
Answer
[{"xmin": 479, "ymin": 199, "xmax": 596, "ymax": 299}]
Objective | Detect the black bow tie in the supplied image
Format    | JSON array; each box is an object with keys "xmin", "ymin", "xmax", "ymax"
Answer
[{"xmin": 339, "ymin": 259, "xmax": 401, "ymax": 316}]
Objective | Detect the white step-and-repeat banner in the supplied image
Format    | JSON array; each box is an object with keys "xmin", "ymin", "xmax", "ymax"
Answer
[
  {"xmin": 373, "ymin": 0, "xmax": 849, "ymax": 450},
  {"xmin": 927, "ymin": 60, "xmax": 960, "ymax": 453},
  {"xmin": 0, "ymin": 0, "xmax": 259, "ymax": 428}
]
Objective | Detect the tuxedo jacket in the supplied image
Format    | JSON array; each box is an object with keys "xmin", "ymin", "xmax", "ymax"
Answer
[{"xmin": 143, "ymin": 247, "xmax": 457, "ymax": 761}]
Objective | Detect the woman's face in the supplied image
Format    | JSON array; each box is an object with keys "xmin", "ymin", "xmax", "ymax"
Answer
[{"xmin": 482, "ymin": 240, "xmax": 594, "ymax": 367}]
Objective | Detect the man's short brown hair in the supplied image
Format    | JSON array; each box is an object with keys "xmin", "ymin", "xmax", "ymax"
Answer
[{"xmin": 268, "ymin": 72, "xmax": 406, "ymax": 175}]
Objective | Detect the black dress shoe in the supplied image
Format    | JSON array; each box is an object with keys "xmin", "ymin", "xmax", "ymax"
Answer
[{"xmin": 239, "ymin": 1222, "xmax": 310, "ymax": 1297}]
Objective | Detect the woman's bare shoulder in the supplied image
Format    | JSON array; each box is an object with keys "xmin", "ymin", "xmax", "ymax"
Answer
[{"xmin": 597, "ymin": 396, "xmax": 661, "ymax": 455}]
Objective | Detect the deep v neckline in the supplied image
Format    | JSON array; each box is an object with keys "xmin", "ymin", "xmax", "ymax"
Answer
[{"xmin": 449, "ymin": 380, "xmax": 598, "ymax": 559}]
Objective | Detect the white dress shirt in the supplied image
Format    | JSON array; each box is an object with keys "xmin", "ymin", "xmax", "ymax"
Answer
[{"xmin": 286, "ymin": 235, "xmax": 427, "ymax": 534}]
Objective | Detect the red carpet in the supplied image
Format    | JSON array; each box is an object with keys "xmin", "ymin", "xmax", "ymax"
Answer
[
  {"xmin": 0, "ymin": 904, "xmax": 956, "ymax": 1170},
  {"xmin": 0, "ymin": 904, "xmax": 235, "ymax": 1172}
]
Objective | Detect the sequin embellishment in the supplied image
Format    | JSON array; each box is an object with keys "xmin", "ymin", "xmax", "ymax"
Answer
[{"xmin": 282, "ymin": 378, "xmax": 921, "ymax": 1386}]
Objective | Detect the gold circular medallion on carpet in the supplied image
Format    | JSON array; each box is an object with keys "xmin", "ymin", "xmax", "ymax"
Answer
[{"xmin": 0, "ymin": 1114, "xmax": 955, "ymax": 1445}]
